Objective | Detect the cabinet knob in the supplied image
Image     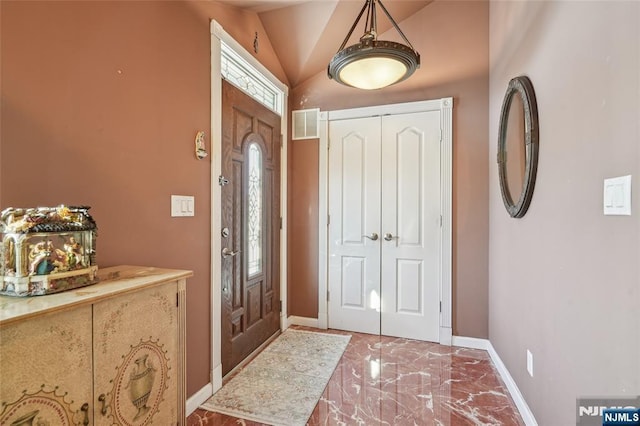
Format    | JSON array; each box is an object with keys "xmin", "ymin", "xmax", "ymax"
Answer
[
  {"xmin": 98, "ymin": 393, "xmax": 108, "ymax": 415},
  {"xmin": 81, "ymin": 403, "xmax": 89, "ymax": 425}
]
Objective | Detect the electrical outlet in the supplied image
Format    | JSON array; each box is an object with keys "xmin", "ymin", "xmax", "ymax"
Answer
[{"xmin": 527, "ymin": 349, "xmax": 534, "ymax": 377}]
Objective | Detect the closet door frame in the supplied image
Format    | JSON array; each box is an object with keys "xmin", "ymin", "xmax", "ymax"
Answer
[{"xmin": 318, "ymin": 98, "xmax": 454, "ymax": 345}]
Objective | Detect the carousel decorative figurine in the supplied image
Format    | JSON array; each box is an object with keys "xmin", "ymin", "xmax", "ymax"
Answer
[{"xmin": 0, "ymin": 205, "xmax": 98, "ymax": 296}]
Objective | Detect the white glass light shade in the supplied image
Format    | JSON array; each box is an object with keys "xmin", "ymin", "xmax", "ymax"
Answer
[{"xmin": 338, "ymin": 56, "xmax": 408, "ymax": 90}]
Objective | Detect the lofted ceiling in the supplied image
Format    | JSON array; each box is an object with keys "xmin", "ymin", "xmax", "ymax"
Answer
[{"xmin": 215, "ymin": 0, "xmax": 432, "ymax": 87}]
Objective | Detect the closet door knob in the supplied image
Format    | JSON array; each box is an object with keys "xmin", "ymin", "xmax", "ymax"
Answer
[
  {"xmin": 363, "ymin": 233, "xmax": 379, "ymax": 241},
  {"xmin": 384, "ymin": 233, "xmax": 399, "ymax": 241}
]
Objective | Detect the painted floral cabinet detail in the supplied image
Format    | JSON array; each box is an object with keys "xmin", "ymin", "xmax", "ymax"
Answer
[{"xmin": 0, "ymin": 265, "xmax": 190, "ymax": 426}]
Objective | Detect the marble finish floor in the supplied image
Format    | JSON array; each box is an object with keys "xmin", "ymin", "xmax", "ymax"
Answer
[{"xmin": 188, "ymin": 327, "xmax": 524, "ymax": 425}]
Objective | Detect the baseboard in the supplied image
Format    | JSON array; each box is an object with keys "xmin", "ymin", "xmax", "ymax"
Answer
[
  {"xmin": 186, "ymin": 382, "xmax": 213, "ymax": 416},
  {"xmin": 287, "ymin": 315, "xmax": 319, "ymax": 328},
  {"xmin": 486, "ymin": 342, "xmax": 538, "ymax": 426},
  {"xmin": 452, "ymin": 335, "xmax": 490, "ymax": 350},
  {"xmin": 452, "ymin": 336, "xmax": 537, "ymax": 426},
  {"xmin": 212, "ymin": 363, "xmax": 223, "ymax": 393},
  {"xmin": 440, "ymin": 326, "xmax": 453, "ymax": 345},
  {"xmin": 317, "ymin": 312, "xmax": 328, "ymax": 329}
]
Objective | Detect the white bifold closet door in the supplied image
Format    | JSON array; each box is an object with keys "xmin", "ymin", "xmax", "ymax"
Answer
[{"xmin": 328, "ymin": 111, "xmax": 441, "ymax": 342}]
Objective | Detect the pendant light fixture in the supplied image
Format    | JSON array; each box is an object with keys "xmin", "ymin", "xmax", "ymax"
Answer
[{"xmin": 327, "ymin": 0, "xmax": 420, "ymax": 90}]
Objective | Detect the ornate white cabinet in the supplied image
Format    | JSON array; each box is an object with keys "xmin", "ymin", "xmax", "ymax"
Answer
[{"xmin": 0, "ymin": 265, "xmax": 190, "ymax": 426}]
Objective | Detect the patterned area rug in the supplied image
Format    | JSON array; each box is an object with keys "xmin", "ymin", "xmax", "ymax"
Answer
[{"xmin": 200, "ymin": 329, "xmax": 351, "ymax": 426}]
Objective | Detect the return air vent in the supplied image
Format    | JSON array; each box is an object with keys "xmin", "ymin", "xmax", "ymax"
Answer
[{"xmin": 292, "ymin": 108, "xmax": 320, "ymax": 140}]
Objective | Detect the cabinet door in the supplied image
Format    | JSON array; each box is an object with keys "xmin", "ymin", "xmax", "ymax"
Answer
[
  {"xmin": 0, "ymin": 307, "xmax": 93, "ymax": 425},
  {"xmin": 93, "ymin": 282, "xmax": 180, "ymax": 425}
]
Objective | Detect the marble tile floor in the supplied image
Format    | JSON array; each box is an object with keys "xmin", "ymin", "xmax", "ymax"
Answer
[{"xmin": 188, "ymin": 326, "xmax": 524, "ymax": 426}]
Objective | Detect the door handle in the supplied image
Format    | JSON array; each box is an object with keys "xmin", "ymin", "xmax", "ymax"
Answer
[
  {"xmin": 362, "ymin": 233, "xmax": 379, "ymax": 241},
  {"xmin": 222, "ymin": 247, "xmax": 241, "ymax": 258},
  {"xmin": 384, "ymin": 233, "xmax": 399, "ymax": 241}
]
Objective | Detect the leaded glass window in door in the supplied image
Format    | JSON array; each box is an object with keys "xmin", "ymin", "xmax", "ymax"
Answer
[{"xmin": 247, "ymin": 143, "xmax": 263, "ymax": 276}]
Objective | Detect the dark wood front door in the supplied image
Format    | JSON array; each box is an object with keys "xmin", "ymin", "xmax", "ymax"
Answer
[{"xmin": 221, "ymin": 80, "xmax": 281, "ymax": 376}]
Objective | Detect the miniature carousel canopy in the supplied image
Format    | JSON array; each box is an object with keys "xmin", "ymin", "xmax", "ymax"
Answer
[{"xmin": 1, "ymin": 205, "xmax": 98, "ymax": 297}]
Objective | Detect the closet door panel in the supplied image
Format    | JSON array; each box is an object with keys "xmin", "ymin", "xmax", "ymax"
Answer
[
  {"xmin": 328, "ymin": 116, "xmax": 382, "ymax": 334},
  {"xmin": 381, "ymin": 111, "xmax": 441, "ymax": 342}
]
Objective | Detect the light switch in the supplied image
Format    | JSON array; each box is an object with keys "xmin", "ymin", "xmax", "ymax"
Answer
[
  {"xmin": 603, "ymin": 175, "xmax": 631, "ymax": 216},
  {"xmin": 171, "ymin": 195, "xmax": 195, "ymax": 217}
]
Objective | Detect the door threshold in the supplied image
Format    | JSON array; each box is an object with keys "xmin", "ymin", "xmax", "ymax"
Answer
[{"xmin": 222, "ymin": 330, "xmax": 281, "ymax": 383}]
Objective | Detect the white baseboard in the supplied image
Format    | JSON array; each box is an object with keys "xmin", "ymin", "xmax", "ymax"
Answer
[
  {"xmin": 287, "ymin": 315, "xmax": 319, "ymax": 328},
  {"xmin": 452, "ymin": 335, "xmax": 490, "ymax": 350},
  {"xmin": 439, "ymin": 326, "xmax": 453, "ymax": 345},
  {"xmin": 212, "ymin": 363, "xmax": 223, "ymax": 392},
  {"xmin": 452, "ymin": 336, "xmax": 537, "ymax": 426},
  {"xmin": 486, "ymin": 342, "xmax": 538, "ymax": 426},
  {"xmin": 186, "ymin": 382, "xmax": 213, "ymax": 416},
  {"xmin": 317, "ymin": 312, "xmax": 328, "ymax": 329}
]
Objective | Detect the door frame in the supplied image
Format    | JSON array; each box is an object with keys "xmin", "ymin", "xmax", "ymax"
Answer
[
  {"xmin": 210, "ymin": 20, "xmax": 289, "ymax": 392},
  {"xmin": 318, "ymin": 99, "xmax": 453, "ymax": 345}
]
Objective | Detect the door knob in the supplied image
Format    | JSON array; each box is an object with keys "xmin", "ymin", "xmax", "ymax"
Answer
[
  {"xmin": 222, "ymin": 247, "xmax": 241, "ymax": 258},
  {"xmin": 384, "ymin": 233, "xmax": 399, "ymax": 241},
  {"xmin": 363, "ymin": 233, "xmax": 379, "ymax": 241}
]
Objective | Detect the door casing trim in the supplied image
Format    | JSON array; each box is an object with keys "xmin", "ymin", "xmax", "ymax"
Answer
[
  {"xmin": 210, "ymin": 20, "xmax": 289, "ymax": 393},
  {"xmin": 318, "ymin": 98, "xmax": 453, "ymax": 344}
]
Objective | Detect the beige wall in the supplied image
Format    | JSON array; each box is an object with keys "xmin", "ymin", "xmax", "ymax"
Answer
[
  {"xmin": 288, "ymin": 0, "xmax": 491, "ymax": 338},
  {"xmin": 0, "ymin": 0, "xmax": 286, "ymax": 397},
  {"xmin": 489, "ymin": 2, "xmax": 640, "ymax": 424}
]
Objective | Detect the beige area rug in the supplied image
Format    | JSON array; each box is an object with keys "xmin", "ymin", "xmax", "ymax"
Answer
[{"xmin": 200, "ymin": 329, "xmax": 351, "ymax": 426}]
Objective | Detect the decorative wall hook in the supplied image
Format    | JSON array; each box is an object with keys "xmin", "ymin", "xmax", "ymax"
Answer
[{"xmin": 195, "ymin": 131, "xmax": 208, "ymax": 159}]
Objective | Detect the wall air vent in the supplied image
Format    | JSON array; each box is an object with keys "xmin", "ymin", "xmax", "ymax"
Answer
[{"xmin": 292, "ymin": 108, "xmax": 320, "ymax": 140}]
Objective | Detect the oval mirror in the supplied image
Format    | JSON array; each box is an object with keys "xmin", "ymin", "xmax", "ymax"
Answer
[{"xmin": 498, "ymin": 76, "xmax": 539, "ymax": 218}]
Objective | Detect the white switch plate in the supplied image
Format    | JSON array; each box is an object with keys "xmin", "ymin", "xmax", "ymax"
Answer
[
  {"xmin": 527, "ymin": 349, "xmax": 533, "ymax": 377},
  {"xmin": 171, "ymin": 195, "xmax": 195, "ymax": 217},
  {"xmin": 603, "ymin": 175, "xmax": 632, "ymax": 216}
]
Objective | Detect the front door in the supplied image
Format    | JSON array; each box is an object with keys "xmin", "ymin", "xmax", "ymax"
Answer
[
  {"xmin": 221, "ymin": 80, "xmax": 281, "ymax": 375},
  {"xmin": 328, "ymin": 111, "xmax": 441, "ymax": 342}
]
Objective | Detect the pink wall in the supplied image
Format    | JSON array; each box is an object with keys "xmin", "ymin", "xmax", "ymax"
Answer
[
  {"xmin": 288, "ymin": 0, "xmax": 491, "ymax": 338},
  {"xmin": 0, "ymin": 0, "xmax": 286, "ymax": 397},
  {"xmin": 489, "ymin": 2, "xmax": 640, "ymax": 423}
]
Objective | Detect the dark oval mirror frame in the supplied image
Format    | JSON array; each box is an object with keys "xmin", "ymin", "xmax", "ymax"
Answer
[{"xmin": 498, "ymin": 76, "xmax": 539, "ymax": 218}]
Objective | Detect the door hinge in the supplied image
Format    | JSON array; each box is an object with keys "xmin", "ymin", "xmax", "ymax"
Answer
[
  {"xmin": 440, "ymin": 215, "xmax": 443, "ymax": 227},
  {"xmin": 439, "ymin": 301, "xmax": 442, "ymax": 313},
  {"xmin": 327, "ymin": 291, "xmax": 330, "ymax": 302},
  {"xmin": 327, "ymin": 214, "xmax": 330, "ymax": 226},
  {"xmin": 439, "ymin": 128, "xmax": 443, "ymax": 142},
  {"xmin": 280, "ymin": 217, "xmax": 283, "ymax": 229},
  {"xmin": 177, "ymin": 293, "xmax": 179, "ymax": 307},
  {"xmin": 279, "ymin": 300, "xmax": 282, "ymax": 312},
  {"xmin": 218, "ymin": 175, "xmax": 229, "ymax": 186}
]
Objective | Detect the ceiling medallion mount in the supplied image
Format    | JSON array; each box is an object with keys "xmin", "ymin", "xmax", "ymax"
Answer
[{"xmin": 328, "ymin": 0, "xmax": 420, "ymax": 90}]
